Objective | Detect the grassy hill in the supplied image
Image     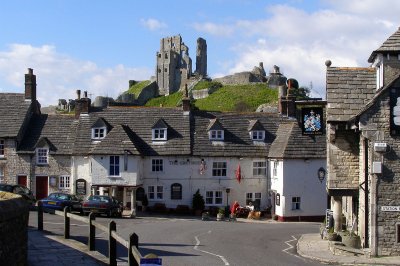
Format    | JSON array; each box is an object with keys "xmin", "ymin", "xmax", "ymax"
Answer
[
  {"xmin": 126, "ymin": 80, "xmax": 151, "ymax": 96},
  {"xmin": 145, "ymin": 83, "xmax": 278, "ymax": 112}
]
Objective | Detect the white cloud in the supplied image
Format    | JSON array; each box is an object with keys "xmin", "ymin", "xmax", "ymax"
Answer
[
  {"xmin": 202, "ymin": 3, "xmax": 400, "ymax": 99},
  {"xmin": 0, "ymin": 44, "xmax": 152, "ymax": 106},
  {"xmin": 140, "ymin": 18, "xmax": 167, "ymax": 31},
  {"xmin": 192, "ymin": 22, "xmax": 235, "ymax": 37}
]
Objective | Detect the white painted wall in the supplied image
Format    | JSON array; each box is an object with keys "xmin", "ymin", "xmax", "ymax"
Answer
[{"xmin": 270, "ymin": 158, "xmax": 327, "ymax": 218}]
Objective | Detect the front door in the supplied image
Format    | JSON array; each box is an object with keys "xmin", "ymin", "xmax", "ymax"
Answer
[
  {"xmin": 36, "ymin": 176, "xmax": 48, "ymax": 200},
  {"xmin": 18, "ymin": 175, "xmax": 27, "ymax": 186}
]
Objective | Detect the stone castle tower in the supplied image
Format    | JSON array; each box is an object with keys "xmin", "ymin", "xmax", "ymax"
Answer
[
  {"xmin": 156, "ymin": 35, "xmax": 192, "ymax": 95},
  {"xmin": 195, "ymin": 37, "xmax": 207, "ymax": 77}
]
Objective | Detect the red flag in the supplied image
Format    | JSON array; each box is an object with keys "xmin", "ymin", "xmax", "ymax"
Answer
[{"xmin": 236, "ymin": 163, "xmax": 241, "ymax": 183}]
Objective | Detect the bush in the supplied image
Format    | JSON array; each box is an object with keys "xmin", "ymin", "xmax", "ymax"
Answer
[
  {"xmin": 218, "ymin": 207, "xmax": 225, "ymax": 215},
  {"xmin": 192, "ymin": 189, "xmax": 205, "ymax": 211}
]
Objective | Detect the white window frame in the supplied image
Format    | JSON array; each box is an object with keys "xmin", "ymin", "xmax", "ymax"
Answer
[
  {"xmin": 272, "ymin": 161, "xmax": 279, "ymax": 178},
  {"xmin": 0, "ymin": 139, "xmax": 4, "ymax": 157},
  {"xmin": 152, "ymin": 159, "xmax": 164, "ymax": 172},
  {"xmin": 36, "ymin": 148, "xmax": 48, "ymax": 165},
  {"xmin": 152, "ymin": 128, "xmax": 167, "ymax": 141},
  {"xmin": 205, "ymin": 190, "xmax": 223, "ymax": 205},
  {"xmin": 109, "ymin": 156, "xmax": 120, "ymax": 176},
  {"xmin": 209, "ymin": 130, "xmax": 224, "ymax": 140},
  {"xmin": 59, "ymin": 175, "xmax": 70, "ymax": 189},
  {"xmin": 253, "ymin": 161, "xmax": 266, "ymax": 176},
  {"xmin": 148, "ymin": 185, "xmax": 163, "ymax": 200},
  {"xmin": 212, "ymin": 162, "xmax": 227, "ymax": 177},
  {"xmin": 250, "ymin": 130, "xmax": 265, "ymax": 141},
  {"xmin": 292, "ymin": 197, "xmax": 301, "ymax": 210},
  {"xmin": 92, "ymin": 127, "xmax": 106, "ymax": 140}
]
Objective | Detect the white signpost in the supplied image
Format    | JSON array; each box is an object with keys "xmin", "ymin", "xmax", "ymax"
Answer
[{"xmin": 381, "ymin": 206, "xmax": 400, "ymax": 212}]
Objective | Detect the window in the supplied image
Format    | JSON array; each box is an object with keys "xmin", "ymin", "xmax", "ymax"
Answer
[
  {"xmin": 148, "ymin": 186, "xmax": 163, "ymax": 200},
  {"xmin": 152, "ymin": 159, "xmax": 164, "ymax": 172},
  {"xmin": 205, "ymin": 190, "xmax": 223, "ymax": 205},
  {"xmin": 251, "ymin": 131, "xmax": 265, "ymax": 141},
  {"xmin": 152, "ymin": 128, "xmax": 167, "ymax": 140},
  {"xmin": 0, "ymin": 139, "xmax": 4, "ymax": 157},
  {"xmin": 59, "ymin": 176, "xmax": 70, "ymax": 189},
  {"xmin": 36, "ymin": 148, "xmax": 48, "ymax": 165},
  {"xmin": 246, "ymin": 192, "xmax": 261, "ymax": 209},
  {"xmin": 171, "ymin": 183, "xmax": 182, "ymax": 200},
  {"xmin": 109, "ymin": 156, "xmax": 120, "ymax": 176},
  {"xmin": 0, "ymin": 165, "xmax": 4, "ymax": 181},
  {"xmin": 272, "ymin": 161, "xmax": 278, "ymax": 177},
  {"xmin": 209, "ymin": 130, "xmax": 224, "ymax": 140},
  {"xmin": 276, "ymin": 193, "xmax": 280, "ymax": 206},
  {"xmin": 396, "ymin": 223, "xmax": 400, "ymax": 243},
  {"xmin": 376, "ymin": 64, "xmax": 384, "ymax": 90},
  {"xmin": 92, "ymin": 127, "xmax": 106, "ymax": 139},
  {"xmin": 212, "ymin": 162, "xmax": 227, "ymax": 177},
  {"xmin": 253, "ymin": 161, "xmax": 266, "ymax": 176},
  {"xmin": 292, "ymin": 197, "xmax": 301, "ymax": 210}
]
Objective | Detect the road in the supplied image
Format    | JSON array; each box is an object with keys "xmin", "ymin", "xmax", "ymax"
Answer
[{"xmin": 29, "ymin": 211, "xmax": 327, "ymax": 266}]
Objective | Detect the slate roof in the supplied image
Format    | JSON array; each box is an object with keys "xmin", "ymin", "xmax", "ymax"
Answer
[
  {"xmin": 368, "ymin": 27, "xmax": 400, "ymax": 63},
  {"xmin": 268, "ymin": 121, "xmax": 326, "ymax": 159},
  {"xmin": 326, "ymin": 67, "xmax": 376, "ymax": 122},
  {"xmin": 192, "ymin": 111, "xmax": 286, "ymax": 157},
  {"xmin": 18, "ymin": 114, "xmax": 78, "ymax": 154},
  {"xmin": 72, "ymin": 107, "xmax": 191, "ymax": 156},
  {"xmin": 0, "ymin": 93, "xmax": 32, "ymax": 138}
]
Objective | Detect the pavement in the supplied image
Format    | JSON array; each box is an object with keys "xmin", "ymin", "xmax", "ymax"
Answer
[{"xmin": 27, "ymin": 215, "xmax": 400, "ymax": 266}]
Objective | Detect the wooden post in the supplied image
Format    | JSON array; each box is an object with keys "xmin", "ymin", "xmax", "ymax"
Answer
[
  {"xmin": 128, "ymin": 233, "xmax": 139, "ymax": 266},
  {"xmin": 109, "ymin": 221, "xmax": 117, "ymax": 266},
  {"xmin": 64, "ymin": 206, "xmax": 70, "ymax": 239},
  {"xmin": 88, "ymin": 213, "xmax": 96, "ymax": 251},
  {"xmin": 38, "ymin": 201, "xmax": 43, "ymax": 231}
]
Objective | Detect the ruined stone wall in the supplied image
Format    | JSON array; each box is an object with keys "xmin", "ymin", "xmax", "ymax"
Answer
[
  {"xmin": 213, "ymin": 72, "xmax": 264, "ymax": 85},
  {"xmin": 0, "ymin": 192, "xmax": 29, "ymax": 265},
  {"xmin": 195, "ymin": 38, "xmax": 207, "ymax": 77},
  {"xmin": 136, "ymin": 81, "xmax": 159, "ymax": 105},
  {"xmin": 359, "ymin": 88, "xmax": 400, "ymax": 256}
]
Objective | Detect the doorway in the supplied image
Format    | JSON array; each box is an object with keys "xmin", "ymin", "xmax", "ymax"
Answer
[
  {"xmin": 36, "ymin": 176, "xmax": 48, "ymax": 200},
  {"xmin": 18, "ymin": 175, "xmax": 27, "ymax": 186}
]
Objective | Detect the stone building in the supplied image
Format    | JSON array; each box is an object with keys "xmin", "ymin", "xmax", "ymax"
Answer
[
  {"xmin": 156, "ymin": 35, "xmax": 193, "ymax": 95},
  {"xmin": 326, "ymin": 27, "xmax": 400, "ymax": 256},
  {"xmin": 195, "ymin": 37, "xmax": 207, "ymax": 77}
]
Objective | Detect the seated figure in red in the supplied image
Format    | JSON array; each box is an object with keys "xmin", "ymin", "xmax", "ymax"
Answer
[{"xmin": 230, "ymin": 201, "xmax": 240, "ymax": 214}]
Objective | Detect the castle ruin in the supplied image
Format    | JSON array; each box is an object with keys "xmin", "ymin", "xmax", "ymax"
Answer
[{"xmin": 155, "ymin": 35, "xmax": 207, "ymax": 95}]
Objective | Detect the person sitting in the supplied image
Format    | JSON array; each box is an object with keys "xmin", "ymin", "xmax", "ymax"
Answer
[
  {"xmin": 230, "ymin": 201, "xmax": 240, "ymax": 215},
  {"xmin": 247, "ymin": 201, "xmax": 259, "ymax": 219}
]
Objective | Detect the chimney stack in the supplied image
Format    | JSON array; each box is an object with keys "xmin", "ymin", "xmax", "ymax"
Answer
[
  {"xmin": 278, "ymin": 80, "xmax": 296, "ymax": 118},
  {"xmin": 74, "ymin": 89, "xmax": 91, "ymax": 119},
  {"xmin": 25, "ymin": 68, "xmax": 36, "ymax": 102},
  {"xmin": 182, "ymin": 84, "xmax": 191, "ymax": 113}
]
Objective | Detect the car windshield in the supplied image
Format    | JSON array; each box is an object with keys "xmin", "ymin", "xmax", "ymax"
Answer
[
  {"xmin": 57, "ymin": 194, "xmax": 71, "ymax": 200},
  {"xmin": 88, "ymin": 195, "xmax": 110, "ymax": 203}
]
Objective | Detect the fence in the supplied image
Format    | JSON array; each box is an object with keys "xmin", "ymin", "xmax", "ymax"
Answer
[{"xmin": 36, "ymin": 202, "xmax": 142, "ymax": 266}]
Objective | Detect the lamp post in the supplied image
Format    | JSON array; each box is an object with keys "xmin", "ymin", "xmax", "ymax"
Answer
[
  {"xmin": 318, "ymin": 167, "xmax": 326, "ymax": 183},
  {"xmin": 225, "ymin": 188, "xmax": 231, "ymax": 217}
]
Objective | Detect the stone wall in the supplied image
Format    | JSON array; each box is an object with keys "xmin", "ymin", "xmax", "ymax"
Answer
[
  {"xmin": 359, "ymin": 88, "xmax": 400, "ymax": 256},
  {"xmin": 136, "ymin": 81, "xmax": 159, "ymax": 105},
  {"xmin": 213, "ymin": 72, "xmax": 264, "ymax": 85},
  {"xmin": 0, "ymin": 192, "xmax": 29, "ymax": 265}
]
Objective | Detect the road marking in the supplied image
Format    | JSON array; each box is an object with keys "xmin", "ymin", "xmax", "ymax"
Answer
[
  {"xmin": 194, "ymin": 230, "xmax": 230, "ymax": 265},
  {"xmin": 282, "ymin": 235, "xmax": 305, "ymax": 260}
]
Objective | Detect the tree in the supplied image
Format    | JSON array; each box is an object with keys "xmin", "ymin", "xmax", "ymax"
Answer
[{"xmin": 192, "ymin": 189, "xmax": 205, "ymax": 211}]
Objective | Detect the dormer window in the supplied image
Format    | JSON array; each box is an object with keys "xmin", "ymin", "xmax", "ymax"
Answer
[
  {"xmin": 209, "ymin": 130, "xmax": 224, "ymax": 140},
  {"xmin": 251, "ymin": 130, "xmax": 265, "ymax": 141},
  {"xmin": 92, "ymin": 127, "xmax": 106, "ymax": 139},
  {"xmin": 91, "ymin": 118, "xmax": 109, "ymax": 140},
  {"xmin": 36, "ymin": 148, "xmax": 48, "ymax": 165},
  {"xmin": 248, "ymin": 120, "xmax": 265, "ymax": 142},
  {"xmin": 207, "ymin": 118, "xmax": 224, "ymax": 141},
  {"xmin": 0, "ymin": 139, "xmax": 4, "ymax": 157},
  {"xmin": 153, "ymin": 128, "xmax": 167, "ymax": 140},
  {"xmin": 152, "ymin": 119, "xmax": 168, "ymax": 141}
]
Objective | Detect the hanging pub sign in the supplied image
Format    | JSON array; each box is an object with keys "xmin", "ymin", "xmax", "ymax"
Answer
[
  {"xmin": 76, "ymin": 179, "xmax": 87, "ymax": 196},
  {"xmin": 302, "ymin": 107, "xmax": 323, "ymax": 135},
  {"xmin": 390, "ymin": 87, "xmax": 400, "ymax": 136}
]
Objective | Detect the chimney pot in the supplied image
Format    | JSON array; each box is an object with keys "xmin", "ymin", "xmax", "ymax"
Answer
[
  {"xmin": 84, "ymin": 91, "xmax": 88, "ymax": 98},
  {"xmin": 28, "ymin": 68, "xmax": 33, "ymax": 75},
  {"xmin": 77, "ymin": 90, "xmax": 81, "ymax": 100}
]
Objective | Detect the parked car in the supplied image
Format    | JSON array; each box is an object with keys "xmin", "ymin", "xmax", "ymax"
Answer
[
  {"xmin": 0, "ymin": 184, "xmax": 36, "ymax": 205},
  {"xmin": 39, "ymin": 192, "xmax": 83, "ymax": 214},
  {"xmin": 82, "ymin": 195, "xmax": 123, "ymax": 217}
]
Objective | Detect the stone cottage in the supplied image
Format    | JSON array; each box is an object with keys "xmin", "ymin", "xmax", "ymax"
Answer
[{"xmin": 326, "ymin": 27, "xmax": 400, "ymax": 256}]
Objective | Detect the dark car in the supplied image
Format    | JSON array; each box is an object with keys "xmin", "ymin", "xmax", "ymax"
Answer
[
  {"xmin": 0, "ymin": 184, "xmax": 36, "ymax": 205},
  {"xmin": 39, "ymin": 192, "xmax": 83, "ymax": 214},
  {"xmin": 82, "ymin": 195, "xmax": 123, "ymax": 217}
]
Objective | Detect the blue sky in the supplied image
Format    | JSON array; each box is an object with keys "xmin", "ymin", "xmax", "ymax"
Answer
[{"xmin": 0, "ymin": 0, "xmax": 399, "ymax": 106}]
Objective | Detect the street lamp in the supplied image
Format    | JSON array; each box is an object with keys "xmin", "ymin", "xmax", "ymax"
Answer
[
  {"xmin": 318, "ymin": 167, "xmax": 326, "ymax": 183},
  {"xmin": 225, "ymin": 188, "xmax": 231, "ymax": 217}
]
